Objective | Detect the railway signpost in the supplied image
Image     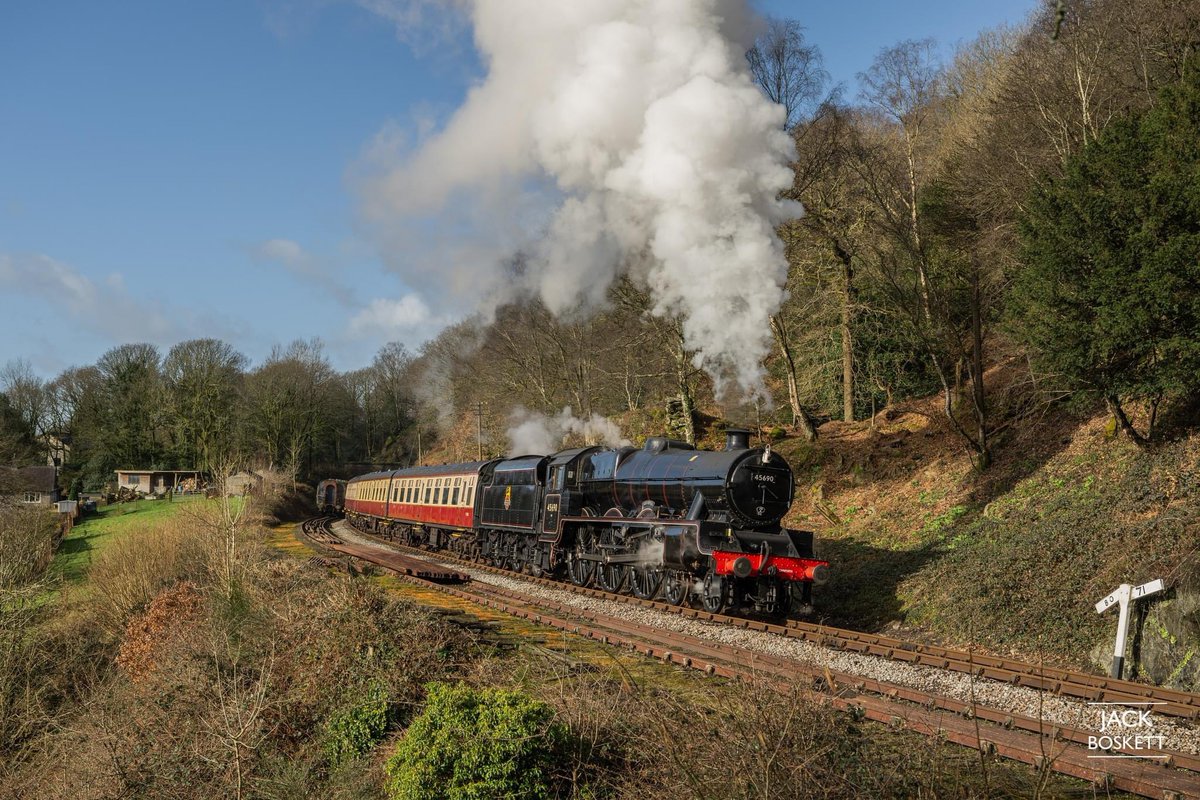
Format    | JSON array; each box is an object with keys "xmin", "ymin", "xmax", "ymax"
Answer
[{"xmin": 1094, "ymin": 578, "xmax": 1165, "ymax": 679}]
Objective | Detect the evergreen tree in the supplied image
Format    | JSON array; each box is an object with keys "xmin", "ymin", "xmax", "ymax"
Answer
[{"xmin": 1013, "ymin": 63, "xmax": 1200, "ymax": 440}]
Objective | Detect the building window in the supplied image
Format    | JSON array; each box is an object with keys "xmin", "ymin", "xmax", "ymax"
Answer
[
  {"xmin": 129, "ymin": 475, "xmax": 140, "ymax": 485},
  {"xmin": 23, "ymin": 492, "xmax": 40, "ymax": 503}
]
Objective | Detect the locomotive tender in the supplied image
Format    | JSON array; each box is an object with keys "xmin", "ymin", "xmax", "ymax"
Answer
[{"xmin": 340, "ymin": 430, "xmax": 827, "ymax": 614}]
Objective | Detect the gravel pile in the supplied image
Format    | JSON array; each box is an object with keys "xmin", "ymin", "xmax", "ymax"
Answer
[{"xmin": 329, "ymin": 523, "xmax": 1200, "ymax": 756}]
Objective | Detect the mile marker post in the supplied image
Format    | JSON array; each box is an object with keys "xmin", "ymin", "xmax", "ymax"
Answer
[{"xmin": 1094, "ymin": 578, "xmax": 1165, "ymax": 679}]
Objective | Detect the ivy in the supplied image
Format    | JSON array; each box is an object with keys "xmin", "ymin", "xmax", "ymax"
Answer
[{"xmin": 324, "ymin": 680, "xmax": 391, "ymax": 768}]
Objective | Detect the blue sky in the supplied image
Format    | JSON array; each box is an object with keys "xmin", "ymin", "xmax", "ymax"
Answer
[{"xmin": 0, "ymin": 0, "xmax": 1037, "ymax": 379}]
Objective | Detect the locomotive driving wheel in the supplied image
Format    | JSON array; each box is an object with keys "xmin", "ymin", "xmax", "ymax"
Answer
[
  {"xmin": 594, "ymin": 531, "xmax": 627, "ymax": 592},
  {"xmin": 699, "ymin": 573, "xmax": 728, "ymax": 614},
  {"xmin": 661, "ymin": 570, "xmax": 689, "ymax": 606},
  {"xmin": 566, "ymin": 528, "xmax": 597, "ymax": 586},
  {"xmin": 630, "ymin": 567, "xmax": 662, "ymax": 600}
]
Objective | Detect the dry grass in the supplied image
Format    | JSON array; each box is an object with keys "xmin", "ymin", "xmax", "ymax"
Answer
[
  {"xmin": 0, "ymin": 505, "xmax": 58, "ymax": 589},
  {"xmin": 84, "ymin": 515, "xmax": 206, "ymax": 637}
]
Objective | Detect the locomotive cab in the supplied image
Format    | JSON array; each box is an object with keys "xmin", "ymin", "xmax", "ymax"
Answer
[{"xmin": 539, "ymin": 447, "xmax": 599, "ymax": 539}]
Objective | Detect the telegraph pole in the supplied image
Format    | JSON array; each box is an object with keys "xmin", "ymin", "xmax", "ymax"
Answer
[{"xmin": 476, "ymin": 402, "xmax": 484, "ymax": 460}]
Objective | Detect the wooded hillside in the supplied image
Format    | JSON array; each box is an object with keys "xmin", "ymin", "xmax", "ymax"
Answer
[{"xmin": 2, "ymin": 0, "xmax": 1198, "ymax": 494}]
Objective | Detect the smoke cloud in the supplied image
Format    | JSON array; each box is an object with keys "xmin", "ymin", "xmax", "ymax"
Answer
[
  {"xmin": 507, "ymin": 406, "xmax": 631, "ymax": 455},
  {"xmin": 359, "ymin": 0, "xmax": 799, "ymax": 393}
]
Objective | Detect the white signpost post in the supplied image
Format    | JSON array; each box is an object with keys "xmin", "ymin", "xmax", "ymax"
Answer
[{"xmin": 1094, "ymin": 579, "xmax": 1165, "ymax": 679}]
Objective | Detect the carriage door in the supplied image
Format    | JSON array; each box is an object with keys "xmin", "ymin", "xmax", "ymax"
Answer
[{"xmin": 542, "ymin": 465, "xmax": 564, "ymax": 535}]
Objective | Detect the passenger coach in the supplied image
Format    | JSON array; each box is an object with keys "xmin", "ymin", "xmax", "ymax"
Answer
[{"xmin": 344, "ymin": 462, "xmax": 487, "ymax": 544}]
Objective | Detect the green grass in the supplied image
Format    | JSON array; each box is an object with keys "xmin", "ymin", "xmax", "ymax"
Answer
[{"xmin": 49, "ymin": 496, "xmax": 198, "ymax": 585}]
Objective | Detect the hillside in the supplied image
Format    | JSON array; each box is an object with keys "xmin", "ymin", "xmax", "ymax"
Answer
[{"xmin": 774, "ymin": 392, "xmax": 1200, "ymax": 689}]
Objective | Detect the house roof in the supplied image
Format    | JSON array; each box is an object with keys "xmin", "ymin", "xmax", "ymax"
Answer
[{"xmin": 2, "ymin": 465, "xmax": 57, "ymax": 493}]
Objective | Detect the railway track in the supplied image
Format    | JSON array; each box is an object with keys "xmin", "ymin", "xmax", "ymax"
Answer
[
  {"xmin": 349, "ymin": 522, "xmax": 1200, "ymax": 721},
  {"xmin": 297, "ymin": 516, "xmax": 1200, "ymax": 799},
  {"xmin": 300, "ymin": 516, "xmax": 470, "ymax": 582}
]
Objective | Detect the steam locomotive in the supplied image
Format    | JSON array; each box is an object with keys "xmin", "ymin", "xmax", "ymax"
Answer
[{"xmin": 338, "ymin": 429, "xmax": 827, "ymax": 615}]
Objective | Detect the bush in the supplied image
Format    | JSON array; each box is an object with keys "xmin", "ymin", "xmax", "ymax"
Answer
[
  {"xmin": 385, "ymin": 682, "xmax": 570, "ymax": 800},
  {"xmin": 87, "ymin": 518, "xmax": 202, "ymax": 636},
  {"xmin": 324, "ymin": 680, "xmax": 392, "ymax": 768},
  {"xmin": 0, "ymin": 506, "xmax": 57, "ymax": 589}
]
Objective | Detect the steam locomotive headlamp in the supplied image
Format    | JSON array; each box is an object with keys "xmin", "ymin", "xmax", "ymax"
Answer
[{"xmin": 762, "ymin": 444, "xmax": 772, "ymax": 464}]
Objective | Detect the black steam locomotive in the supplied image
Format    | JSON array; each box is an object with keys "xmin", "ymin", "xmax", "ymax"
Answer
[{"xmin": 342, "ymin": 429, "xmax": 827, "ymax": 615}]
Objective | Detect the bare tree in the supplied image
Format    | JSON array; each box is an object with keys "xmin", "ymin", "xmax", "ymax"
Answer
[
  {"xmin": 746, "ymin": 17, "xmax": 829, "ymax": 130},
  {"xmin": 0, "ymin": 360, "xmax": 49, "ymax": 447}
]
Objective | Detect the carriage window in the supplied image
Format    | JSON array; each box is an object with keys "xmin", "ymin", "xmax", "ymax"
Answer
[
  {"xmin": 424, "ymin": 485, "xmax": 431, "ymax": 503},
  {"xmin": 466, "ymin": 486, "xmax": 474, "ymax": 506},
  {"xmin": 452, "ymin": 487, "xmax": 460, "ymax": 505}
]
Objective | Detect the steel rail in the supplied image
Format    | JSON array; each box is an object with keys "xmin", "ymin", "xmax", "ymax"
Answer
[{"xmin": 351, "ymin": 520, "xmax": 1200, "ymax": 720}]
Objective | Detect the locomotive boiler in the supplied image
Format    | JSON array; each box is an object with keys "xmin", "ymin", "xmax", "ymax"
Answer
[{"xmin": 341, "ymin": 430, "xmax": 827, "ymax": 615}]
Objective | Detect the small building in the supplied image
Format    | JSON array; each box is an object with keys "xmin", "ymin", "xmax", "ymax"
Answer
[
  {"xmin": 43, "ymin": 431, "xmax": 71, "ymax": 468},
  {"xmin": 223, "ymin": 470, "xmax": 263, "ymax": 496},
  {"xmin": 2, "ymin": 465, "xmax": 61, "ymax": 506},
  {"xmin": 114, "ymin": 469, "xmax": 204, "ymax": 496}
]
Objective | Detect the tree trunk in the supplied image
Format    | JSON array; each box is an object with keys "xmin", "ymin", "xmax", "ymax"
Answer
[
  {"xmin": 969, "ymin": 264, "xmax": 990, "ymax": 468},
  {"xmin": 769, "ymin": 314, "xmax": 817, "ymax": 441},
  {"xmin": 674, "ymin": 336, "xmax": 696, "ymax": 446},
  {"xmin": 833, "ymin": 240, "xmax": 855, "ymax": 423},
  {"xmin": 1105, "ymin": 395, "xmax": 1146, "ymax": 444}
]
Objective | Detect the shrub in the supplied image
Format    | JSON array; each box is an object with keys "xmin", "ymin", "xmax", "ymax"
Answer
[
  {"xmin": 324, "ymin": 680, "xmax": 392, "ymax": 768},
  {"xmin": 384, "ymin": 682, "xmax": 570, "ymax": 800},
  {"xmin": 0, "ymin": 506, "xmax": 57, "ymax": 588},
  {"xmin": 87, "ymin": 517, "xmax": 202, "ymax": 636}
]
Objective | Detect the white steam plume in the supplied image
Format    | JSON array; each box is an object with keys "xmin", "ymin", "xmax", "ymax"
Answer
[
  {"xmin": 360, "ymin": 0, "xmax": 799, "ymax": 393},
  {"xmin": 507, "ymin": 406, "xmax": 631, "ymax": 455}
]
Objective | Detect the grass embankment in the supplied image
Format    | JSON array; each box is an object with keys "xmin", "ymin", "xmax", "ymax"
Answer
[
  {"xmin": 779, "ymin": 392, "xmax": 1200, "ymax": 671},
  {"xmin": 50, "ymin": 497, "xmax": 199, "ymax": 585}
]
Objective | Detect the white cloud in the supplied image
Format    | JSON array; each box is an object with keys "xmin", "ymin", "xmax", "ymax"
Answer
[
  {"xmin": 0, "ymin": 252, "xmax": 242, "ymax": 348},
  {"xmin": 347, "ymin": 293, "xmax": 443, "ymax": 339},
  {"xmin": 249, "ymin": 237, "xmax": 358, "ymax": 306},
  {"xmin": 253, "ymin": 238, "xmax": 307, "ymax": 266}
]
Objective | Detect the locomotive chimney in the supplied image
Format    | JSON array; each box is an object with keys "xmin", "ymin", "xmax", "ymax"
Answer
[{"xmin": 724, "ymin": 428, "xmax": 750, "ymax": 451}]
